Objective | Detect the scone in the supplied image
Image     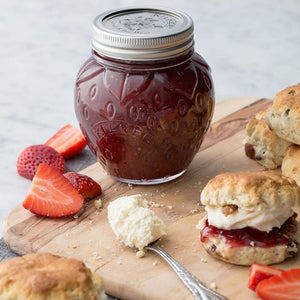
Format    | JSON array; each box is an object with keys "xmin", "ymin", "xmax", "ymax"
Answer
[
  {"xmin": 265, "ymin": 83, "xmax": 300, "ymax": 144},
  {"xmin": 0, "ymin": 252, "xmax": 107, "ymax": 300},
  {"xmin": 199, "ymin": 171, "xmax": 300, "ymax": 265},
  {"xmin": 244, "ymin": 109, "xmax": 291, "ymax": 169},
  {"xmin": 282, "ymin": 144, "xmax": 300, "ymax": 186}
]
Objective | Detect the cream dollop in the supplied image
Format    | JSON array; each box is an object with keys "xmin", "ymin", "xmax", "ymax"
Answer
[
  {"xmin": 205, "ymin": 206, "xmax": 294, "ymax": 233},
  {"xmin": 108, "ymin": 194, "xmax": 166, "ymax": 250}
]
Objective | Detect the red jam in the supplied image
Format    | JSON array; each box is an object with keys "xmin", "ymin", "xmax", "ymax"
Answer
[
  {"xmin": 74, "ymin": 8, "xmax": 214, "ymax": 183},
  {"xmin": 200, "ymin": 214, "xmax": 298, "ymax": 248},
  {"xmin": 75, "ymin": 51, "xmax": 214, "ymax": 182}
]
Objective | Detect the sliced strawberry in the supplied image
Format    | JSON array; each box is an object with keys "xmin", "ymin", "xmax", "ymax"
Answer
[
  {"xmin": 17, "ymin": 144, "xmax": 66, "ymax": 180},
  {"xmin": 63, "ymin": 172, "xmax": 102, "ymax": 200},
  {"xmin": 23, "ymin": 164, "xmax": 84, "ymax": 217},
  {"xmin": 256, "ymin": 268, "xmax": 300, "ymax": 300},
  {"xmin": 45, "ymin": 124, "xmax": 87, "ymax": 159},
  {"xmin": 248, "ymin": 263, "xmax": 283, "ymax": 291}
]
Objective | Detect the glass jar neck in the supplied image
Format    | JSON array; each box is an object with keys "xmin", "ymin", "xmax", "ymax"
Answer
[{"xmin": 92, "ymin": 49, "xmax": 194, "ymax": 71}]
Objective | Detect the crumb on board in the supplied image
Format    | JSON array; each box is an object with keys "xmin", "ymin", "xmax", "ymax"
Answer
[
  {"xmin": 200, "ymin": 258, "xmax": 207, "ymax": 263},
  {"xmin": 136, "ymin": 250, "xmax": 146, "ymax": 258},
  {"xmin": 92, "ymin": 252, "xmax": 102, "ymax": 260},
  {"xmin": 148, "ymin": 200, "xmax": 164, "ymax": 208},
  {"xmin": 209, "ymin": 282, "xmax": 217, "ymax": 290},
  {"xmin": 94, "ymin": 199, "xmax": 102, "ymax": 210}
]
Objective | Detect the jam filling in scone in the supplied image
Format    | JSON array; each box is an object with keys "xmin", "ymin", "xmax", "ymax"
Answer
[{"xmin": 201, "ymin": 213, "xmax": 298, "ymax": 249}]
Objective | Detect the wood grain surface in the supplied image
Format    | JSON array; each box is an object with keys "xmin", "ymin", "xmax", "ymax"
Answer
[{"xmin": 5, "ymin": 97, "xmax": 299, "ymax": 300}]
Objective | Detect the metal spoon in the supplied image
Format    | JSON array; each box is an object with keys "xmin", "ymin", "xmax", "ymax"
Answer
[{"xmin": 145, "ymin": 243, "xmax": 228, "ymax": 300}]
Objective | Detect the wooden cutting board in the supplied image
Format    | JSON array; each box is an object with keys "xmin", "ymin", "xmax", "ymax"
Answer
[{"xmin": 4, "ymin": 97, "xmax": 300, "ymax": 300}]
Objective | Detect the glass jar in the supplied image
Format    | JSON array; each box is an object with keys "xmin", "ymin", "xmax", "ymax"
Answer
[{"xmin": 75, "ymin": 7, "xmax": 215, "ymax": 184}]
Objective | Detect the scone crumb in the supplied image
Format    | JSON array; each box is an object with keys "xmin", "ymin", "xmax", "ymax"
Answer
[
  {"xmin": 209, "ymin": 282, "xmax": 217, "ymax": 290},
  {"xmin": 200, "ymin": 258, "xmax": 207, "ymax": 263},
  {"xmin": 92, "ymin": 252, "xmax": 102, "ymax": 260},
  {"xmin": 94, "ymin": 199, "xmax": 102, "ymax": 210},
  {"xmin": 148, "ymin": 200, "xmax": 164, "ymax": 208},
  {"xmin": 250, "ymin": 241, "xmax": 255, "ymax": 247},
  {"xmin": 168, "ymin": 205, "xmax": 173, "ymax": 210},
  {"xmin": 153, "ymin": 261, "xmax": 158, "ymax": 266},
  {"xmin": 136, "ymin": 250, "xmax": 146, "ymax": 258}
]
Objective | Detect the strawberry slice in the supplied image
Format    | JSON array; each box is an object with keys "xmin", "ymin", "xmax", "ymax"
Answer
[
  {"xmin": 248, "ymin": 263, "xmax": 283, "ymax": 291},
  {"xmin": 256, "ymin": 268, "xmax": 300, "ymax": 300},
  {"xmin": 23, "ymin": 164, "xmax": 84, "ymax": 217},
  {"xmin": 45, "ymin": 124, "xmax": 87, "ymax": 159},
  {"xmin": 17, "ymin": 144, "xmax": 66, "ymax": 180},
  {"xmin": 63, "ymin": 172, "xmax": 102, "ymax": 200}
]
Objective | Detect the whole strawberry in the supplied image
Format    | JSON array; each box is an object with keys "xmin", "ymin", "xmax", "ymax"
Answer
[
  {"xmin": 17, "ymin": 144, "xmax": 66, "ymax": 180},
  {"xmin": 64, "ymin": 172, "xmax": 102, "ymax": 200}
]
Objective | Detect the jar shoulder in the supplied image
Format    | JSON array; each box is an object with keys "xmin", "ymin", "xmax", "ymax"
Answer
[{"xmin": 76, "ymin": 52, "xmax": 211, "ymax": 85}]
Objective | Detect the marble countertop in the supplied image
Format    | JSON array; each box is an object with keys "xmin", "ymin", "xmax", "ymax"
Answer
[{"xmin": 1, "ymin": 0, "xmax": 299, "ymax": 237}]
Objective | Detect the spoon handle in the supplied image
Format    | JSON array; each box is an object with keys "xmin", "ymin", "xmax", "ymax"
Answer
[{"xmin": 145, "ymin": 245, "xmax": 228, "ymax": 300}]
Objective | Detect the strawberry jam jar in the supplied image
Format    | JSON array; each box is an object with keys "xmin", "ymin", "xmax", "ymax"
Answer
[{"xmin": 75, "ymin": 7, "xmax": 215, "ymax": 184}]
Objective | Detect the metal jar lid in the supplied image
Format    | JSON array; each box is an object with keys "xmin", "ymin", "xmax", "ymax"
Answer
[{"xmin": 92, "ymin": 7, "xmax": 194, "ymax": 61}]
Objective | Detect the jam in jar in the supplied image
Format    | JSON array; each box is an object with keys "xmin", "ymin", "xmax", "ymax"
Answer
[{"xmin": 75, "ymin": 7, "xmax": 215, "ymax": 184}]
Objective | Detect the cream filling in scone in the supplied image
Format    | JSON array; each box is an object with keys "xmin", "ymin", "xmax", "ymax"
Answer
[
  {"xmin": 205, "ymin": 206, "xmax": 294, "ymax": 232},
  {"xmin": 108, "ymin": 194, "xmax": 166, "ymax": 250}
]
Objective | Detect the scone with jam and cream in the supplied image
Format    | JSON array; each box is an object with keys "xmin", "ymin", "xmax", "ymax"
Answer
[
  {"xmin": 108, "ymin": 194, "xmax": 166, "ymax": 250},
  {"xmin": 199, "ymin": 171, "xmax": 300, "ymax": 265}
]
